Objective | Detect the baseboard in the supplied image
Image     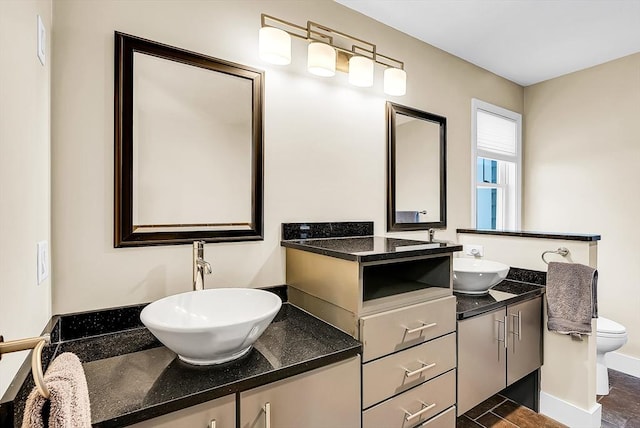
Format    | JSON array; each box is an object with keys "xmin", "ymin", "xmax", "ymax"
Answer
[
  {"xmin": 606, "ymin": 351, "xmax": 640, "ymax": 378},
  {"xmin": 539, "ymin": 391, "xmax": 601, "ymax": 428}
]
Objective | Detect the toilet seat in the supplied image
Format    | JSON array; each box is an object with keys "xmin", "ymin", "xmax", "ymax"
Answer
[{"xmin": 597, "ymin": 317, "xmax": 626, "ymax": 335}]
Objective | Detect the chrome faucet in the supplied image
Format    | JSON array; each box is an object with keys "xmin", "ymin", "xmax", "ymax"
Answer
[{"xmin": 192, "ymin": 241, "xmax": 212, "ymax": 291}]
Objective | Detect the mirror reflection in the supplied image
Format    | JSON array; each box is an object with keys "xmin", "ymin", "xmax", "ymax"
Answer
[
  {"xmin": 387, "ymin": 102, "xmax": 447, "ymax": 232},
  {"xmin": 132, "ymin": 52, "xmax": 252, "ymax": 230},
  {"xmin": 115, "ymin": 32, "xmax": 264, "ymax": 246}
]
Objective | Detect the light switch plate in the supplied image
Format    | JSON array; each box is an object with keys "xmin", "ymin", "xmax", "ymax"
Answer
[
  {"xmin": 463, "ymin": 244, "xmax": 484, "ymax": 257},
  {"xmin": 37, "ymin": 15, "xmax": 45, "ymax": 66},
  {"xmin": 37, "ymin": 240, "xmax": 48, "ymax": 284}
]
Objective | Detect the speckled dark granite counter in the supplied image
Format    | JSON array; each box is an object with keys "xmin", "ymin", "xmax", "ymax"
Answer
[
  {"xmin": 457, "ymin": 228, "xmax": 601, "ymax": 241},
  {"xmin": 1, "ymin": 302, "xmax": 360, "ymax": 427},
  {"xmin": 282, "ymin": 236, "xmax": 462, "ymax": 262},
  {"xmin": 456, "ymin": 279, "xmax": 545, "ymax": 320}
]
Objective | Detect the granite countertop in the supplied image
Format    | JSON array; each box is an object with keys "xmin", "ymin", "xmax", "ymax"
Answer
[
  {"xmin": 3, "ymin": 302, "xmax": 361, "ymax": 427},
  {"xmin": 281, "ymin": 236, "xmax": 463, "ymax": 262},
  {"xmin": 456, "ymin": 228, "xmax": 601, "ymax": 242},
  {"xmin": 456, "ymin": 280, "xmax": 545, "ymax": 320}
]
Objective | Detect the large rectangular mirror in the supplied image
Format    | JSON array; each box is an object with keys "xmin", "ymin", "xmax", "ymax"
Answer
[
  {"xmin": 387, "ymin": 102, "xmax": 446, "ymax": 231},
  {"xmin": 115, "ymin": 33, "xmax": 263, "ymax": 247}
]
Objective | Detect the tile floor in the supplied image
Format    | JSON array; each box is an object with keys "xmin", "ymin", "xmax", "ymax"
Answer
[
  {"xmin": 457, "ymin": 394, "xmax": 566, "ymax": 428},
  {"xmin": 457, "ymin": 369, "xmax": 640, "ymax": 428},
  {"xmin": 599, "ymin": 369, "xmax": 640, "ymax": 428}
]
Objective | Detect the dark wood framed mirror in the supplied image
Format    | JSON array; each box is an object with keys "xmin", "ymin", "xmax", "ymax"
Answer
[
  {"xmin": 114, "ymin": 32, "xmax": 264, "ymax": 247},
  {"xmin": 387, "ymin": 101, "xmax": 447, "ymax": 232}
]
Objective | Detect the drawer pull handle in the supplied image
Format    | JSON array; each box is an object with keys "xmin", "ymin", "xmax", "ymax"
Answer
[
  {"xmin": 209, "ymin": 420, "xmax": 216, "ymax": 428},
  {"xmin": 403, "ymin": 322, "xmax": 437, "ymax": 334},
  {"xmin": 403, "ymin": 361, "xmax": 437, "ymax": 378},
  {"xmin": 263, "ymin": 402, "xmax": 271, "ymax": 428},
  {"xmin": 404, "ymin": 401, "xmax": 436, "ymax": 421}
]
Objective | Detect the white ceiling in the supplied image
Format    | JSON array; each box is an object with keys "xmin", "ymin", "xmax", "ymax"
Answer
[{"xmin": 336, "ymin": 0, "xmax": 640, "ymax": 86}]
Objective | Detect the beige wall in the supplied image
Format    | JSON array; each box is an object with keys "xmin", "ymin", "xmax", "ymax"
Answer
[
  {"xmin": 0, "ymin": 0, "xmax": 52, "ymax": 397},
  {"xmin": 51, "ymin": 0, "xmax": 523, "ymax": 314},
  {"xmin": 524, "ymin": 53, "xmax": 640, "ymax": 360}
]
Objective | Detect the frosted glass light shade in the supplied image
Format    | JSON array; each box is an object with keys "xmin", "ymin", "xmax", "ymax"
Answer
[
  {"xmin": 259, "ymin": 27, "xmax": 291, "ymax": 65},
  {"xmin": 307, "ymin": 42, "xmax": 336, "ymax": 77},
  {"xmin": 348, "ymin": 56, "xmax": 374, "ymax": 87},
  {"xmin": 384, "ymin": 67, "xmax": 407, "ymax": 96}
]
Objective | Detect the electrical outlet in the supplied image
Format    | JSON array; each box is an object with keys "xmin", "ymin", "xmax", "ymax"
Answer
[
  {"xmin": 463, "ymin": 244, "xmax": 484, "ymax": 257},
  {"xmin": 37, "ymin": 241, "xmax": 48, "ymax": 284}
]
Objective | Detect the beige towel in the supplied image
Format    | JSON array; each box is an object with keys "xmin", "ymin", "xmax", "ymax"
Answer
[
  {"xmin": 546, "ymin": 261, "xmax": 598, "ymax": 335},
  {"xmin": 22, "ymin": 353, "xmax": 91, "ymax": 428}
]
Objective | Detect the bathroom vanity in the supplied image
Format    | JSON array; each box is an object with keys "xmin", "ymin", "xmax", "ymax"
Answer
[
  {"xmin": 0, "ymin": 301, "xmax": 361, "ymax": 427},
  {"xmin": 456, "ymin": 278, "xmax": 545, "ymax": 416},
  {"xmin": 282, "ymin": 229, "xmax": 462, "ymax": 428}
]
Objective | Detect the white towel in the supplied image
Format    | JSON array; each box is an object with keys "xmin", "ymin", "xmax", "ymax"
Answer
[{"xmin": 22, "ymin": 352, "xmax": 91, "ymax": 428}]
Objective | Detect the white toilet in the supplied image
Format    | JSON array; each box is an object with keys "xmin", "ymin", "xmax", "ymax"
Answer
[{"xmin": 596, "ymin": 316, "xmax": 628, "ymax": 395}]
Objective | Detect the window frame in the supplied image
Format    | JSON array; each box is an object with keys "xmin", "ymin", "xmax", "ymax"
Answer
[{"xmin": 471, "ymin": 98, "xmax": 522, "ymax": 230}]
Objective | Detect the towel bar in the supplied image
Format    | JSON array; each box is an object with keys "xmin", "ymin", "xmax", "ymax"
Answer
[
  {"xmin": 542, "ymin": 247, "xmax": 570, "ymax": 265},
  {"xmin": 0, "ymin": 334, "xmax": 51, "ymax": 398}
]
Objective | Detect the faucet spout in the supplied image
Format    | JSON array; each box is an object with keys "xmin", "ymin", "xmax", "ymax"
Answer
[{"xmin": 193, "ymin": 241, "xmax": 212, "ymax": 291}]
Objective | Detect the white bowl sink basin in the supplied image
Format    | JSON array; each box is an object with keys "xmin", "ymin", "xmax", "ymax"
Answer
[
  {"xmin": 453, "ymin": 258, "xmax": 510, "ymax": 295},
  {"xmin": 140, "ymin": 288, "xmax": 282, "ymax": 365}
]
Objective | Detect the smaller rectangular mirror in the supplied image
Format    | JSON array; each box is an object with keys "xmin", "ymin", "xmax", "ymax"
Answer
[{"xmin": 387, "ymin": 102, "xmax": 447, "ymax": 231}]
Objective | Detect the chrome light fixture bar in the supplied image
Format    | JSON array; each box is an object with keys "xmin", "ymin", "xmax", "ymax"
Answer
[{"xmin": 259, "ymin": 14, "xmax": 406, "ymax": 96}]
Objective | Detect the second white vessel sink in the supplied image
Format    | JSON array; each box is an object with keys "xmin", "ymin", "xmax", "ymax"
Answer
[
  {"xmin": 453, "ymin": 258, "xmax": 510, "ymax": 295},
  {"xmin": 140, "ymin": 288, "xmax": 282, "ymax": 365}
]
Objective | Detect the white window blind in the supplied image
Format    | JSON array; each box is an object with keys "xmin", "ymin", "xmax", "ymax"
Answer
[{"xmin": 477, "ymin": 110, "xmax": 517, "ymax": 157}]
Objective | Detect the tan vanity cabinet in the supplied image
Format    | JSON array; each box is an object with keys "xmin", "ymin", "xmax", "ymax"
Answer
[
  {"xmin": 129, "ymin": 394, "xmax": 235, "ymax": 428},
  {"xmin": 285, "ymin": 245, "xmax": 459, "ymax": 427},
  {"xmin": 457, "ymin": 296, "xmax": 542, "ymax": 415},
  {"xmin": 457, "ymin": 307, "xmax": 507, "ymax": 415},
  {"xmin": 506, "ymin": 297, "xmax": 542, "ymax": 385},
  {"xmin": 239, "ymin": 356, "xmax": 360, "ymax": 428}
]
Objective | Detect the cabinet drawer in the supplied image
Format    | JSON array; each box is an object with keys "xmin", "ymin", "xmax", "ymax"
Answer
[
  {"xmin": 418, "ymin": 406, "xmax": 456, "ymax": 428},
  {"xmin": 129, "ymin": 394, "xmax": 235, "ymax": 428},
  {"xmin": 363, "ymin": 370, "xmax": 455, "ymax": 428},
  {"xmin": 363, "ymin": 333, "xmax": 456, "ymax": 408},
  {"xmin": 240, "ymin": 357, "xmax": 360, "ymax": 428},
  {"xmin": 360, "ymin": 296, "xmax": 456, "ymax": 362}
]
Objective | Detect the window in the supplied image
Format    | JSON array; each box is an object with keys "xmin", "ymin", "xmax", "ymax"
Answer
[{"xmin": 471, "ymin": 99, "xmax": 522, "ymax": 230}]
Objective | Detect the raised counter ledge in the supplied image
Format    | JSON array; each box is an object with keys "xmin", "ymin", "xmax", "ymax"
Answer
[
  {"xmin": 457, "ymin": 228, "xmax": 601, "ymax": 242},
  {"xmin": 3, "ymin": 302, "xmax": 361, "ymax": 428},
  {"xmin": 281, "ymin": 236, "xmax": 463, "ymax": 262}
]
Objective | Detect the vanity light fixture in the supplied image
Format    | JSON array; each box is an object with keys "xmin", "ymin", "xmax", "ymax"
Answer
[
  {"xmin": 259, "ymin": 14, "xmax": 406, "ymax": 95},
  {"xmin": 308, "ymin": 41, "xmax": 336, "ymax": 77},
  {"xmin": 258, "ymin": 26, "xmax": 291, "ymax": 65}
]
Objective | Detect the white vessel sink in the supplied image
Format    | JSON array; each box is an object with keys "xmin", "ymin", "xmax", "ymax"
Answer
[
  {"xmin": 140, "ymin": 288, "xmax": 282, "ymax": 365},
  {"xmin": 453, "ymin": 258, "xmax": 510, "ymax": 295}
]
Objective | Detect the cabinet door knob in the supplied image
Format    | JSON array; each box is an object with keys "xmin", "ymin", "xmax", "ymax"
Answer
[
  {"xmin": 403, "ymin": 401, "xmax": 436, "ymax": 422},
  {"xmin": 403, "ymin": 321, "xmax": 437, "ymax": 335},
  {"xmin": 208, "ymin": 420, "xmax": 216, "ymax": 428},
  {"xmin": 263, "ymin": 402, "xmax": 271, "ymax": 428}
]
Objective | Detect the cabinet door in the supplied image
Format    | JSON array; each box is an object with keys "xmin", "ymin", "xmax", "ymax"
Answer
[
  {"xmin": 507, "ymin": 297, "xmax": 542, "ymax": 385},
  {"xmin": 240, "ymin": 357, "xmax": 360, "ymax": 428},
  {"xmin": 457, "ymin": 308, "xmax": 507, "ymax": 415},
  {"xmin": 129, "ymin": 394, "xmax": 235, "ymax": 428}
]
